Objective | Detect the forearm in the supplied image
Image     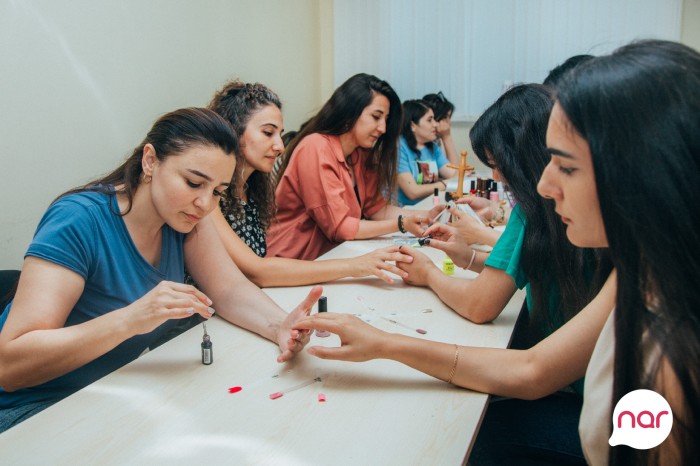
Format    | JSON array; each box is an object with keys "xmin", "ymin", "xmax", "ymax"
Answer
[
  {"xmin": 465, "ymin": 250, "xmax": 489, "ymax": 273},
  {"xmin": 441, "ymin": 133, "xmax": 459, "ymax": 166},
  {"xmin": 0, "ymin": 310, "xmax": 133, "ymax": 391},
  {"xmin": 186, "ymin": 217, "xmax": 287, "ymax": 344},
  {"xmin": 425, "ymin": 266, "xmax": 514, "ymax": 324},
  {"xmin": 355, "ymin": 218, "xmax": 399, "ymax": 239},
  {"xmin": 423, "ymin": 268, "xmax": 496, "ymax": 323},
  {"xmin": 212, "ymin": 279, "xmax": 287, "ymax": 343},
  {"xmin": 218, "ymin": 232, "xmax": 343, "ymax": 289},
  {"xmin": 399, "ymin": 180, "xmax": 445, "ymax": 201},
  {"xmin": 475, "ymin": 228, "xmax": 502, "ymax": 247},
  {"xmin": 380, "ymin": 333, "xmax": 545, "ymax": 398},
  {"xmin": 251, "ymin": 257, "xmax": 354, "ymax": 288}
]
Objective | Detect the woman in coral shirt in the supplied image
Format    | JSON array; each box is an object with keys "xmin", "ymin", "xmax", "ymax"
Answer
[{"xmin": 269, "ymin": 73, "xmax": 443, "ymax": 260}]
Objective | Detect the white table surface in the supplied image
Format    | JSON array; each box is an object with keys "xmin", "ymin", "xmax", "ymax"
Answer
[{"xmin": 0, "ymin": 205, "xmax": 525, "ymax": 466}]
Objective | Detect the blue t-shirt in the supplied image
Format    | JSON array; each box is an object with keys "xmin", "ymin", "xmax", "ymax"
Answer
[
  {"xmin": 0, "ymin": 190, "xmax": 184, "ymax": 409},
  {"xmin": 397, "ymin": 136, "xmax": 449, "ymax": 206}
]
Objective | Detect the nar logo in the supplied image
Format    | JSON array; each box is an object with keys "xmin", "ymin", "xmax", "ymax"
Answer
[{"xmin": 609, "ymin": 389, "xmax": 673, "ymax": 449}]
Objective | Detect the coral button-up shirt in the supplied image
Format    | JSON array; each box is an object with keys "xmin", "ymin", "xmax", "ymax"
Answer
[{"xmin": 267, "ymin": 133, "xmax": 387, "ymax": 260}]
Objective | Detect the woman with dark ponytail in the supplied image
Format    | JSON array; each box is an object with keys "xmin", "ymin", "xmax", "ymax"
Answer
[{"xmin": 0, "ymin": 108, "xmax": 320, "ymax": 433}]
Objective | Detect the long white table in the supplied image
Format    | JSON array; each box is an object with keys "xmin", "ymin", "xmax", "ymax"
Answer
[{"xmin": 0, "ymin": 212, "xmax": 524, "ymax": 465}]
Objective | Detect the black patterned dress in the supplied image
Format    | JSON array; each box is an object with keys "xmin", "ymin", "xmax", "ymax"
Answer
[{"xmin": 222, "ymin": 197, "xmax": 267, "ymax": 258}]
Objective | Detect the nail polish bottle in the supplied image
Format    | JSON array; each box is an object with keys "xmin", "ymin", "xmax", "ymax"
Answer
[
  {"xmin": 433, "ymin": 187, "xmax": 440, "ymax": 206},
  {"xmin": 315, "ymin": 296, "xmax": 330, "ymax": 338},
  {"xmin": 201, "ymin": 323, "xmax": 213, "ymax": 365},
  {"xmin": 442, "ymin": 257, "xmax": 455, "ymax": 276}
]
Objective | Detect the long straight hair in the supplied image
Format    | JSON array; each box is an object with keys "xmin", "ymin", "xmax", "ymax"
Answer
[
  {"xmin": 58, "ymin": 108, "xmax": 238, "ymax": 214},
  {"xmin": 275, "ymin": 73, "xmax": 402, "ymax": 203},
  {"xmin": 471, "ymin": 84, "xmax": 610, "ymax": 335},
  {"xmin": 208, "ymin": 80, "xmax": 281, "ymax": 230},
  {"xmin": 401, "ymin": 99, "xmax": 434, "ymax": 156},
  {"xmin": 558, "ymin": 40, "xmax": 700, "ymax": 465}
]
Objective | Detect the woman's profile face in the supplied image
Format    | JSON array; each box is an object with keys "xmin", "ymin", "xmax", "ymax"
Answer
[
  {"xmin": 411, "ymin": 109, "xmax": 438, "ymax": 145},
  {"xmin": 537, "ymin": 103, "xmax": 608, "ymax": 248},
  {"xmin": 347, "ymin": 93, "xmax": 390, "ymax": 150},
  {"xmin": 484, "ymin": 150, "xmax": 503, "ymax": 183},
  {"xmin": 240, "ymin": 104, "xmax": 284, "ymax": 174}
]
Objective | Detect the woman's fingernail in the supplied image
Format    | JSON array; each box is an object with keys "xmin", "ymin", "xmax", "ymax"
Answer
[
  {"xmin": 208, "ymin": 307, "xmax": 216, "ymax": 315},
  {"xmin": 186, "ymin": 308, "xmax": 194, "ymax": 315},
  {"xmin": 207, "ymin": 298, "xmax": 213, "ymax": 305}
]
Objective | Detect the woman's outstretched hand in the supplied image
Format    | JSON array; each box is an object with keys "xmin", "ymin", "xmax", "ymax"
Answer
[
  {"xmin": 276, "ymin": 285, "xmax": 323, "ymax": 362},
  {"xmin": 292, "ymin": 313, "xmax": 388, "ymax": 362},
  {"xmin": 349, "ymin": 246, "xmax": 413, "ymax": 283}
]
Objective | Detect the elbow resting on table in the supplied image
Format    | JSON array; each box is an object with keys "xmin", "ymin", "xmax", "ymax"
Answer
[
  {"xmin": 452, "ymin": 301, "xmax": 501, "ymax": 325},
  {"xmin": 244, "ymin": 270, "xmax": 268, "ymax": 288},
  {"xmin": 460, "ymin": 310, "xmax": 496, "ymax": 325},
  {"xmin": 0, "ymin": 359, "xmax": 25, "ymax": 393},
  {"xmin": 511, "ymin": 353, "xmax": 562, "ymax": 400}
]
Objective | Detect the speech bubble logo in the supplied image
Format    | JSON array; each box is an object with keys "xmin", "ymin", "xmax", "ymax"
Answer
[{"xmin": 609, "ymin": 389, "xmax": 673, "ymax": 449}]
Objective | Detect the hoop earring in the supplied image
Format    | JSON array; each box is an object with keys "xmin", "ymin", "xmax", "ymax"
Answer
[{"xmin": 143, "ymin": 174, "xmax": 152, "ymax": 184}]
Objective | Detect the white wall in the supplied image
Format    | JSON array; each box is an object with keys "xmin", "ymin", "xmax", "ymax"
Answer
[
  {"xmin": 683, "ymin": 0, "xmax": 700, "ymax": 51},
  {"xmin": 0, "ymin": 0, "xmax": 323, "ymax": 268},
  {"xmin": 454, "ymin": 0, "xmax": 700, "ymax": 175},
  {"xmin": 2, "ymin": 0, "xmax": 700, "ymax": 269}
]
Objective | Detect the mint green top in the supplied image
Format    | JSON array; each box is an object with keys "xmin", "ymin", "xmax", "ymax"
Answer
[
  {"xmin": 484, "ymin": 204, "xmax": 583, "ymax": 395},
  {"xmin": 485, "ymin": 204, "xmax": 531, "ymax": 305}
]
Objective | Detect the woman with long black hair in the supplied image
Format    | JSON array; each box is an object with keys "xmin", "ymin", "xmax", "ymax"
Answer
[
  {"xmin": 268, "ymin": 73, "xmax": 443, "ymax": 261},
  {"xmin": 293, "ymin": 40, "xmax": 700, "ymax": 465}
]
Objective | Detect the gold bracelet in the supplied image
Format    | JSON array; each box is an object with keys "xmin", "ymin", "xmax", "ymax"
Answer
[{"xmin": 446, "ymin": 344, "xmax": 460, "ymax": 384}]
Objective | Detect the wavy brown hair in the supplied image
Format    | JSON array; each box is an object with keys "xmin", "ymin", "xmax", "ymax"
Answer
[{"xmin": 208, "ymin": 80, "xmax": 281, "ymax": 230}]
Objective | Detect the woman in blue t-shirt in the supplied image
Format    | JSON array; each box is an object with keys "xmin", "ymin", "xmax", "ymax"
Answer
[
  {"xmin": 0, "ymin": 108, "xmax": 321, "ymax": 433},
  {"xmin": 396, "ymin": 100, "xmax": 457, "ymax": 205}
]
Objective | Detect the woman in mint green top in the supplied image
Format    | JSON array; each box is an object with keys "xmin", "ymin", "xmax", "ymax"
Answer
[
  {"xmin": 484, "ymin": 204, "xmax": 571, "ymax": 339},
  {"xmin": 399, "ymin": 85, "xmax": 609, "ymax": 330},
  {"xmin": 395, "ymin": 84, "xmax": 610, "ymax": 465}
]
